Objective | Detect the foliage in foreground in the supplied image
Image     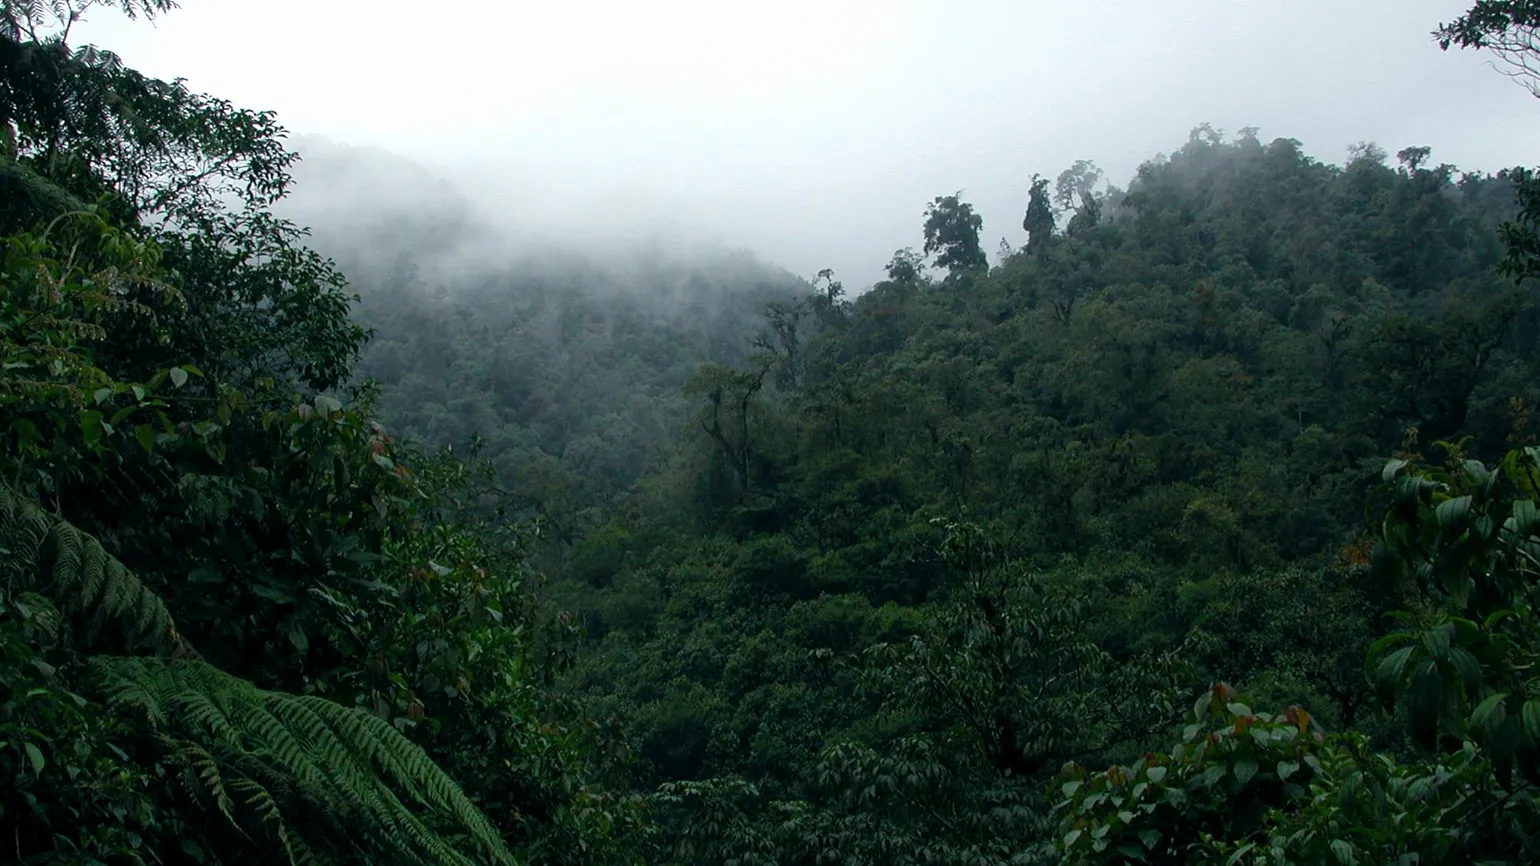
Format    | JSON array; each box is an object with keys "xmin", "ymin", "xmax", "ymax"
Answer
[{"xmin": 1, "ymin": 2, "xmax": 640, "ymax": 862}]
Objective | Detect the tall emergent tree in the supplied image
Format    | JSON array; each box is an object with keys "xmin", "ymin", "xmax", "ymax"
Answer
[
  {"xmin": 923, "ymin": 192, "xmax": 988, "ymax": 279},
  {"xmin": 1021, "ymin": 173, "xmax": 1055, "ymax": 254}
]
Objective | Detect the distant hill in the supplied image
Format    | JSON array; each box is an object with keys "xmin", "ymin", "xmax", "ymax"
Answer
[{"xmin": 277, "ymin": 135, "xmax": 806, "ymax": 540}]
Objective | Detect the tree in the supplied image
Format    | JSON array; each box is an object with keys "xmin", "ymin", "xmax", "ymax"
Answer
[
  {"xmin": 752, "ymin": 297, "xmax": 806, "ymax": 388},
  {"xmin": 1054, "ymin": 683, "xmax": 1536, "ymax": 863},
  {"xmin": 808, "ymin": 267, "xmax": 850, "ymax": 326},
  {"xmin": 1438, "ymin": 3, "xmax": 1540, "ymax": 283},
  {"xmin": 1055, "ymin": 159, "xmax": 1104, "ymax": 236},
  {"xmin": 1498, "ymin": 166, "xmax": 1540, "ymax": 281},
  {"xmin": 861, "ymin": 521, "xmax": 1191, "ymax": 777},
  {"xmin": 1369, "ymin": 445, "xmax": 1540, "ymax": 786},
  {"xmin": 685, "ymin": 361, "xmax": 771, "ymax": 498},
  {"xmin": 1021, "ymin": 173, "xmax": 1055, "ymax": 255},
  {"xmin": 922, "ymin": 193, "xmax": 987, "ymax": 279},
  {"xmin": 885, "ymin": 247, "xmax": 926, "ymax": 284},
  {"xmin": 1397, "ymin": 145, "xmax": 1432, "ymax": 173},
  {"xmin": 1437, "ymin": 0, "xmax": 1540, "ymax": 97}
]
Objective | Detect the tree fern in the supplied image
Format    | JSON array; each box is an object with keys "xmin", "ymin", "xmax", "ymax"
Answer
[
  {"xmin": 0, "ymin": 483, "xmax": 182, "ymax": 653},
  {"xmin": 95, "ymin": 656, "xmax": 518, "ymax": 866},
  {"xmin": 1, "ymin": 486, "xmax": 517, "ymax": 864}
]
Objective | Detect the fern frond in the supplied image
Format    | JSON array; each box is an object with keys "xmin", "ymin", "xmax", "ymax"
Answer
[
  {"xmin": 94, "ymin": 657, "xmax": 517, "ymax": 866},
  {"xmin": 181, "ymin": 740, "xmax": 241, "ymax": 828},
  {"xmin": 0, "ymin": 484, "xmax": 52, "ymax": 572},
  {"xmin": 228, "ymin": 775, "xmax": 299, "ymax": 863},
  {"xmin": 0, "ymin": 485, "xmax": 184, "ymax": 654},
  {"xmin": 297, "ymin": 697, "xmax": 509, "ymax": 861}
]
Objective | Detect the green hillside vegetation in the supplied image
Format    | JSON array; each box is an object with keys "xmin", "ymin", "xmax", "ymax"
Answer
[{"xmin": 6, "ymin": 0, "xmax": 1540, "ymax": 863}]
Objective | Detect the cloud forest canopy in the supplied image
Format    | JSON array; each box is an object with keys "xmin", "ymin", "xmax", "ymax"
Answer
[{"xmin": 4, "ymin": 1, "xmax": 1540, "ymax": 864}]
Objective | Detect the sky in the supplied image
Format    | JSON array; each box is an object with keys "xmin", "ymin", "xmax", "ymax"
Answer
[{"xmin": 75, "ymin": 0, "xmax": 1540, "ymax": 289}]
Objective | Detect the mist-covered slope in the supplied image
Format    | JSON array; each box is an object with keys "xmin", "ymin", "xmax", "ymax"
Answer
[
  {"xmin": 276, "ymin": 136, "xmax": 807, "ymax": 537},
  {"xmin": 275, "ymin": 135, "xmax": 483, "ymax": 278}
]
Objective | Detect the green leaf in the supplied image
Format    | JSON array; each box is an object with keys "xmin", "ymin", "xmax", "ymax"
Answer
[
  {"xmin": 1394, "ymin": 474, "xmax": 1440, "ymax": 504},
  {"xmin": 251, "ymin": 584, "xmax": 296, "ymax": 604},
  {"xmin": 80, "ymin": 411, "xmax": 103, "ymax": 447},
  {"xmin": 1374, "ymin": 645, "xmax": 1415, "ymax": 705},
  {"xmin": 1330, "ymin": 838, "xmax": 1357, "ymax": 864},
  {"xmin": 1448, "ymin": 647, "xmax": 1483, "ymax": 693},
  {"xmin": 1476, "ymin": 514, "xmax": 1495, "ymax": 540},
  {"xmin": 283, "ymin": 619, "xmax": 310, "ymax": 654},
  {"xmin": 1382, "ymin": 458, "xmax": 1409, "ymax": 483},
  {"xmin": 1435, "ymin": 495, "xmax": 1472, "ymax": 529},
  {"xmin": 23, "ymin": 742, "xmax": 44, "ymax": 775},
  {"xmin": 1276, "ymin": 760, "xmax": 1300, "ymax": 780},
  {"xmin": 1512, "ymin": 500, "xmax": 1540, "ymax": 536},
  {"xmin": 1471, "ymin": 692, "xmax": 1509, "ymax": 734},
  {"xmin": 134, "ymin": 424, "xmax": 155, "ymax": 453},
  {"xmin": 1464, "ymin": 459, "xmax": 1492, "ymax": 487},
  {"xmin": 169, "ymin": 366, "xmax": 188, "ymax": 388},
  {"xmin": 1483, "ymin": 609, "xmax": 1518, "ymax": 630},
  {"xmin": 93, "ymin": 386, "xmax": 113, "ymax": 404},
  {"xmin": 1522, "ymin": 700, "xmax": 1540, "ymax": 745},
  {"xmin": 1443, "ymin": 570, "xmax": 1472, "ymax": 609},
  {"xmin": 1420, "ymin": 625, "xmax": 1451, "ymax": 660},
  {"xmin": 1144, "ymin": 765, "xmax": 1167, "ymax": 784},
  {"xmin": 1233, "ymin": 757, "xmax": 1258, "ymax": 786}
]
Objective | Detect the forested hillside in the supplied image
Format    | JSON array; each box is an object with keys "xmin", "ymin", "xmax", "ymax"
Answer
[
  {"xmin": 353, "ymin": 125, "xmax": 1540, "ymax": 861},
  {"xmin": 8, "ymin": 0, "xmax": 1540, "ymax": 864}
]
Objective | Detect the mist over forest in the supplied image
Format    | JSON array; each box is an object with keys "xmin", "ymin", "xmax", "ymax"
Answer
[{"xmin": 9, "ymin": 1, "xmax": 1540, "ymax": 864}]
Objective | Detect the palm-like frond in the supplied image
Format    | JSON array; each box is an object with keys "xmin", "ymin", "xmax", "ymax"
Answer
[
  {"xmin": 0, "ymin": 485, "xmax": 515, "ymax": 864},
  {"xmin": 0, "ymin": 483, "xmax": 182, "ymax": 653},
  {"xmin": 96, "ymin": 657, "xmax": 518, "ymax": 866}
]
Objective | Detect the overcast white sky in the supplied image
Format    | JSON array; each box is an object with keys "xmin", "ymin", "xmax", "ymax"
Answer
[{"xmin": 76, "ymin": 0, "xmax": 1540, "ymax": 288}]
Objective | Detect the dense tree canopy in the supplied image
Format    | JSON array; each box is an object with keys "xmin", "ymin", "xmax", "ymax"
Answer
[
  {"xmin": 6, "ymin": 0, "xmax": 1540, "ymax": 863},
  {"xmin": 347, "ymin": 127, "xmax": 1540, "ymax": 862}
]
